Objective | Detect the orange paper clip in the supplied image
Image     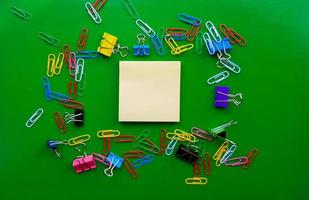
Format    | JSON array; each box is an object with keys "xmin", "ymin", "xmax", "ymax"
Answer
[
  {"xmin": 193, "ymin": 162, "xmax": 201, "ymax": 177},
  {"xmin": 113, "ymin": 135, "xmax": 135, "ymax": 143},
  {"xmin": 62, "ymin": 44, "xmax": 71, "ymax": 67},
  {"xmin": 68, "ymin": 77, "xmax": 78, "ymax": 98},
  {"xmin": 242, "ymin": 148, "xmax": 259, "ymax": 169},
  {"xmin": 123, "ymin": 150, "xmax": 144, "ymax": 159},
  {"xmin": 158, "ymin": 129, "xmax": 168, "ymax": 156},
  {"xmin": 77, "ymin": 28, "xmax": 89, "ymax": 52},
  {"xmin": 202, "ymin": 152, "xmax": 211, "ymax": 175},
  {"xmin": 187, "ymin": 20, "xmax": 201, "ymax": 42},
  {"xmin": 60, "ymin": 99, "xmax": 84, "ymax": 110},
  {"xmin": 93, "ymin": 0, "xmax": 107, "ymax": 11},
  {"xmin": 219, "ymin": 24, "xmax": 246, "ymax": 46},
  {"xmin": 103, "ymin": 138, "xmax": 111, "ymax": 156},
  {"xmin": 124, "ymin": 158, "xmax": 139, "ymax": 179},
  {"xmin": 54, "ymin": 112, "xmax": 66, "ymax": 133},
  {"xmin": 166, "ymin": 28, "xmax": 188, "ymax": 36}
]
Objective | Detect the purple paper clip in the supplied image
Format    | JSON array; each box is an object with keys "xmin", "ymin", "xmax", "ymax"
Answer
[
  {"xmin": 214, "ymin": 86, "xmax": 243, "ymax": 108},
  {"xmin": 191, "ymin": 127, "xmax": 213, "ymax": 141}
]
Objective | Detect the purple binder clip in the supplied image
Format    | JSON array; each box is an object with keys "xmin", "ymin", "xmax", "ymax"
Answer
[{"xmin": 214, "ymin": 86, "xmax": 243, "ymax": 108}]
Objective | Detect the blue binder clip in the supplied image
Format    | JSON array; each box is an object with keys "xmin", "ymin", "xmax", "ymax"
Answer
[
  {"xmin": 206, "ymin": 38, "xmax": 232, "ymax": 55},
  {"xmin": 133, "ymin": 34, "xmax": 150, "ymax": 56},
  {"xmin": 106, "ymin": 152, "xmax": 124, "ymax": 168}
]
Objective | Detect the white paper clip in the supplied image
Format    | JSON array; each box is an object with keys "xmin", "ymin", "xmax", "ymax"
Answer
[
  {"xmin": 136, "ymin": 19, "xmax": 156, "ymax": 38},
  {"xmin": 205, "ymin": 21, "xmax": 222, "ymax": 42},
  {"xmin": 203, "ymin": 32, "xmax": 216, "ymax": 55},
  {"xmin": 220, "ymin": 144, "xmax": 237, "ymax": 163},
  {"xmin": 25, "ymin": 108, "xmax": 44, "ymax": 128},
  {"xmin": 207, "ymin": 71, "xmax": 229, "ymax": 85},
  {"xmin": 75, "ymin": 58, "xmax": 85, "ymax": 82},
  {"xmin": 218, "ymin": 58, "xmax": 241, "ymax": 74},
  {"xmin": 85, "ymin": 2, "xmax": 102, "ymax": 24},
  {"xmin": 165, "ymin": 139, "xmax": 178, "ymax": 156}
]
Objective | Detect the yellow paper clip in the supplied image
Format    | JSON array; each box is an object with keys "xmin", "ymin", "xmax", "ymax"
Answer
[
  {"xmin": 213, "ymin": 141, "xmax": 229, "ymax": 167},
  {"xmin": 53, "ymin": 53, "xmax": 64, "ymax": 75},
  {"xmin": 175, "ymin": 129, "xmax": 197, "ymax": 142},
  {"xmin": 185, "ymin": 177, "xmax": 208, "ymax": 185},
  {"xmin": 97, "ymin": 130, "xmax": 120, "ymax": 138},
  {"xmin": 67, "ymin": 134, "xmax": 91, "ymax": 146},
  {"xmin": 164, "ymin": 35, "xmax": 193, "ymax": 55},
  {"xmin": 171, "ymin": 44, "xmax": 194, "ymax": 55},
  {"xmin": 47, "ymin": 54, "xmax": 56, "ymax": 77}
]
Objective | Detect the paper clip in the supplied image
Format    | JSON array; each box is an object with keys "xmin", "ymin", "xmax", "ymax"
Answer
[
  {"xmin": 242, "ymin": 148, "xmax": 259, "ymax": 169},
  {"xmin": 165, "ymin": 138, "xmax": 178, "ymax": 156},
  {"xmin": 220, "ymin": 144, "xmax": 237, "ymax": 163},
  {"xmin": 67, "ymin": 134, "xmax": 90, "ymax": 146},
  {"xmin": 185, "ymin": 177, "xmax": 208, "ymax": 185},
  {"xmin": 202, "ymin": 32, "xmax": 216, "ymax": 55},
  {"xmin": 210, "ymin": 120, "xmax": 238, "ymax": 136},
  {"xmin": 132, "ymin": 154, "xmax": 154, "ymax": 168},
  {"xmin": 215, "ymin": 86, "xmax": 243, "ymax": 107},
  {"xmin": 213, "ymin": 141, "xmax": 229, "ymax": 166},
  {"xmin": 217, "ymin": 58, "xmax": 241, "ymax": 74},
  {"xmin": 219, "ymin": 24, "xmax": 246, "ymax": 46},
  {"xmin": 122, "ymin": 0, "xmax": 139, "ymax": 20},
  {"xmin": 191, "ymin": 127, "xmax": 213, "ymax": 141},
  {"xmin": 76, "ymin": 51, "xmax": 99, "ymax": 59},
  {"xmin": 150, "ymin": 34, "xmax": 165, "ymax": 55},
  {"xmin": 113, "ymin": 43, "xmax": 129, "ymax": 58},
  {"xmin": 193, "ymin": 162, "xmax": 201, "ymax": 177},
  {"xmin": 207, "ymin": 71, "xmax": 229, "ymax": 85},
  {"xmin": 103, "ymin": 138, "xmax": 111, "ymax": 156},
  {"xmin": 60, "ymin": 99, "xmax": 84, "ymax": 110},
  {"xmin": 62, "ymin": 44, "xmax": 71, "ymax": 67},
  {"xmin": 187, "ymin": 20, "xmax": 202, "ymax": 42},
  {"xmin": 75, "ymin": 58, "xmax": 85, "ymax": 82},
  {"xmin": 157, "ymin": 27, "xmax": 165, "ymax": 43},
  {"xmin": 177, "ymin": 13, "xmax": 201, "ymax": 26},
  {"xmin": 38, "ymin": 32, "xmax": 60, "ymax": 47},
  {"xmin": 77, "ymin": 74, "xmax": 86, "ymax": 96},
  {"xmin": 123, "ymin": 150, "xmax": 144, "ymax": 159},
  {"xmin": 97, "ymin": 130, "xmax": 120, "ymax": 138},
  {"xmin": 167, "ymin": 129, "xmax": 197, "ymax": 143},
  {"xmin": 47, "ymin": 54, "xmax": 55, "ymax": 77},
  {"xmin": 9, "ymin": 6, "xmax": 32, "ymax": 21},
  {"xmin": 54, "ymin": 53, "xmax": 64, "ymax": 75},
  {"xmin": 136, "ymin": 19, "xmax": 155, "ymax": 38},
  {"xmin": 171, "ymin": 44, "xmax": 194, "ymax": 55},
  {"xmin": 85, "ymin": 2, "xmax": 102, "ymax": 24},
  {"xmin": 25, "ymin": 108, "xmax": 44, "ymax": 128},
  {"xmin": 93, "ymin": 153, "xmax": 110, "ymax": 165},
  {"xmin": 124, "ymin": 158, "xmax": 139, "ymax": 179},
  {"xmin": 158, "ymin": 129, "xmax": 168, "ymax": 155},
  {"xmin": 224, "ymin": 156, "xmax": 248, "ymax": 166},
  {"xmin": 202, "ymin": 152, "xmax": 211, "ymax": 175},
  {"xmin": 195, "ymin": 32, "xmax": 203, "ymax": 54},
  {"xmin": 68, "ymin": 76, "xmax": 78, "ymax": 97},
  {"xmin": 135, "ymin": 138, "xmax": 161, "ymax": 154},
  {"xmin": 113, "ymin": 135, "xmax": 135, "ymax": 143},
  {"xmin": 42, "ymin": 77, "xmax": 52, "ymax": 100},
  {"xmin": 54, "ymin": 112, "xmax": 66, "ymax": 132},
  {"xmin": 164, "ymin": 35, "xmax": 193, "ymax": 55},
  {"xmin": 49, "ymin": 91, "xmax": 69, "ymax": 101},
  {"xmin": 205, "ymin": 21, "xmax": 221, "ymax": 42},
  {"xmin": 166, "ymin": 28, "xmax": 188, "ymax": 41},
  {"xmin": 93, "ymin": 0, "xmax": 107, "ymax": 11},
  {"xmin": 69, "ymin": 52, "xmax": 77, "ymax": 76},
  {"xmin": 77, "ymin": 29, "xmax": 89, "ymax": 52},
  {"xmin": 64, "ymin": 111, "xmax": 83, "ymax": 125}
]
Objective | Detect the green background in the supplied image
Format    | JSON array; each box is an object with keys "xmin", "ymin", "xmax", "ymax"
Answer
[{"xmin": 0, "ymin": 0, "xmax": 308, "ymax": 199}]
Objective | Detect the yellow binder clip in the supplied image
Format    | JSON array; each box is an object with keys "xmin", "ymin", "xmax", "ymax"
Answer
[
  {"xmin": 185, "ymin": 177, "xmax": 208, "ymax": 185},
  {"xmin": 97, "ymin": 32, "xmax": 118, "ymax": 57},
  {"xmin": 97, "ymin": 130, "xmax": 121, "ymax": 138},
  {"xmin": 67, "ymin": 134, "xmax": 91, "ymax": 146},
  {"xmin": 213, "ymin": 141, "xmax": 229, "ymax": 167}
]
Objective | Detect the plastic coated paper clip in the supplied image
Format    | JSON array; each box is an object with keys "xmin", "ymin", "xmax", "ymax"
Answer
[
  {"xmin": 220, "ymin": 24, "xmax": 246, "ymax": 46},
  {"xmin": 242, "ymin": 148, "xmax": 259, "ymax": 169},
  {"xmin": 124, "ymin": 158, "xmax": 139, "ymax": 179},
  {"xmin": 62, "ymin": 44, "xmax": 71, "ymax": 67},
  {"xmin": 60, "ymin": 99, "xmax": 84, "ymax": 110},
  {"xmin": 75, "ymin": 58, "xmax": 85, "ymax": 82},
  {"xmin": 122, "ymin": 0, "xmax": 139, "ymax": 20},
  {"xmin": 9, "ymin": 6, "xmax": 32, "ymax": 21},
  {"xmin": 220, "ymin": 144, "xmax": 237, "ymax": 163},
  {"xmin": 195, "ymin": 32, "xmax": 203, "ymax": 54},
  {"xmin": 132, "ymin": 154, "xmax": 154, "ymax": 168},
  {"xmin": 67, "ymin": 134, "xmax": 91, "ymax": 146},
  {"xmin": 76, "ymin": 51, "xmax": 99, "ymax": 59},
  {"xmin": 207, "ymin": 71, "xmax": 229, "ymax": 85},
  {"xmin": 97, "ymin": 130, "xmax": 120, "ymax": 138},
  {"xmin": 93, "ymin": 0, "xmax": 107, "ymax": 12},
  {"xmin": 38, "ymin": 32, "xmax": 60, "ymax": 47},
  {"xmin": 217, "ymin": 58, "xmax": 241, "ymax": 74},
  {"xmin": 165, "ymin": 138, "xmax": 178, "ymax": 156},
  {"xmin": 25, "ymin": 108, "xmax": 44, "ymax": 128},
  {"xmin": 54, "ymin": 112, "xmax": 66, "ymax": 132},
  {"xmin": 177, "ymin": 13, "xmax": 201, "ymax": 26},
  {"xmin": 77, "ymin": 28, "xmax": 89, "ymax": 51},
  {"xmin": 205, "ymin": 21, "xmax": 222, "ymax": 42},
  {"xmin": 77, "ymin": 74, "xmax": 86, "ymax": 96},
  {"xmin": 191, "ymin": 127, "xmax": 213, "ymax": 141},
  {"xmin": 224, "ymin": 156, "xmax": 248, "ymax": 166},
  {"xmin": 185, "ymin": 177, "xmax": 208, "ymax": 185},
  {"xmin": 85, "ymin": 2, "xmax": 102, "ymax": 24},
  {"xmin": 113, "ymin": 135, "xmax": 136, "ymax": 143},
  {"xmin": 123, "ymin": 150, "xmax": 144, "ymax": 159}
]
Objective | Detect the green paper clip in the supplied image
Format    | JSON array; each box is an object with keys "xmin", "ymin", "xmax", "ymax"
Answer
[
  {"xmin": 157, "ymin": 27, "xmax": 165, "ymax": 43},
  {"xmin": 9, "ymin": 6, "xmax": 32, "ymax": 21},
  {"xmin": 77, "ymin": 74, "xmax": 86, "ymax": 96},
  {"xmin": 38, "ymin": 32, "xmax": 61, "ymax": 47},
  {"xmin": 122, "ymin": 0, "xmax": 139, "ymax": 20},
  {"xmin": 195, "ymin": 32, "xmax": 203, "ymax": 54}
]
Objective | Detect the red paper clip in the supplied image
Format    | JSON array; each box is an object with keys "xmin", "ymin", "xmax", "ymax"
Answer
[
  {"xmin": 93, "ymin": 0, "xmax": 107, "ymax": 11},
  {"xmin": 54, "ymin": 112, "xmax": 66, "ymax": 133},
  {"xmin": 166, "ymin": 28, "xmax": 188, "ymax": 36},
  {"xmin": 68, "ymin": 77, "xmax": 78, "ymax": 98},
  {"xmin": 158, "ymin": 129, "xmax": 168, "ymax": 156},
  {"xmin": 123, "ymin": 150, "xmax": 144, "ymax": 159},
  {"xmin": 62, "ymin": 44, "xmax": 71, "ymax": 67},
  {"xmin": 219, "ymin": 24, "xmax": 247, "ymax": 46},
  {"xmin": 193, "ymin": 162, "xmax": 201, "ymax": 177},
  {"xmin": 113, "ymin": 135, "xmax": 136, "ymax": 143},
  {"xmin": 202, "ymin": 152, "xmax": 211, "ymax": 175},
  {"xmin": 60, "ymin": 99, "xmax": 84, "ymax": 110},
  {"xmin": 77, "ymin": 28, "xmax": 89, "ymax": 52},
  {"xmin": 103, "ymin": 138, "xmax": 111, "ymax": 156},
  {"xmin": 124, "ymin": 158, "xmax": 139, "ymax": 179},
  {"xmin": 187, "ymin": 20, "xmax": 201, "ymax": 42},
  {"xmin": 242, "ymin": 148, "xmax": 259, "ymax": 169}
]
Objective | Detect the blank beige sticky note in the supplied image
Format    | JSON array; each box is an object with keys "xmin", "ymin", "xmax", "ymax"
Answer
[{"xmin": 119, "ymin": 61, "xmax": 181, "ymax": 122}]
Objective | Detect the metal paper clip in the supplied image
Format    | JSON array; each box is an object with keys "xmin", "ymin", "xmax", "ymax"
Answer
[
  {"xmin": 205, "ymin": 21, "xmax": 221, "ymax": 42},
  {"xmin": 150, "ymin": 34, "xmax": 165, "ymax": 55},
  {"xmin": 62, "ymin": 44, "xmax": 71, "ymax": 67},
  {"xmin": 195, "ymin": 32, "xmax": 203, "ymax": 54},
  {"xmin": 54, "ymin": 53, "xmax": 64, "ymax": 75},
  {"xmin": 132, "ymin": 154, "xmax": 154, "ymax": 168},
  {"xmin": 77, "ymin": 29, "xmax": 89, "ymax": 52},
  {"xmin": 207, "ymin": 71, "xmax": 229, "ymax": 85},
  {"xmin": 113, "ymin": 43, "xmax": 129, "ymax": 57},
  {"xmin": 9, "ymin": 6, "xmax": 32, "ymax": 21},
  {"xmin": 67, "ymin": 134, "xmax": 90, "ymax": 146},
  {"xmin": 97, "ymin": 130, "xmax": 120, "ymax": 138},
  {"xmin": 157, "ymin": 27, "xmax": 165, "ymax": 42},
  {"xmin": 47, "ymin": 54, "xmax": 55, "ymax": 77},
  {"xmin": 124, "ymin": 158, "xmax": 139, "ymax": 179},
  {"xmin": 93, "ymin": 0, "xmax": 107, "ymax": 12},
  {"xmin": 202, "ymin": 152, "xmax": 212, "ymax": 175},
  {"xmin": 77, "ymin": 74, "xmax": 86, "ymax": 96},
  {"xmin": 191, "ymin": 127, "xmax": 213, "ymax": 141},
  {"xmin": 220, "ymin": 144, "xmax": 237, "ymax": 163},
  {"xmin": 187, "ymin": 20, "xmax": 202, "ymax": 42},
  {"xmin": 60, "ymin": 99, "xmax": 84, "ymax": 110},
  {"xmin": 185, "ymin": 177, "xmax": 208, "ymax": 185},
  {"xmin": 54, "ymin": 112, "xmax": 66, "ymax": 133},
  {"xmin": 104, "ymin": 154, "xmax": 119, "ymax": 177},
  {"xmin": 38, "ymin": 32, "xmax": 60, "ymax": 47},
  {"xmin": 42, "ymin": 77, "xmax": 52, "ymax": 100},
  {"xmin": 103, "ymin": 138, "xmax": 111, "ymax": 156},
  {"xmin": 177, "ymin": 13, "xmax": 201, "ymax": 26},
  {"xmin": 75, "ymin": 58, "xmax": 85, "ymax": 82},
  {"xmin": 215, "ymin": 87, "xmax": 243, "ymax": 106},
  {"xmin": 219, "ymin": 24, "xmax": 246, "ymax": 46},
  {"xmin": 113, "ymin": 135, "xmax": 135, "ymax": 143},
  {"xmin": 165, "ymin": 138, "xmax": 178, "ymax": 156},
  {"xmin": 68, "ymin": 76, "xmax": 78, "ymax": 97},
  {"xmin": 122, "ymin": 0, "xmax": 139, "ymax": 20},
  {"xmin": 242, "ymin": 148, "xmax": 259, "ymax": 169},
  {"xmin": 136, "ymin": 19, "xmax": 156, "ymax": 38},
  {"xmin": 76, "ymin": 51, "xmax": 99, "ymax": 59},
  {"xmin": 224, "ymin": 156, "xmax": 248, "ymax": 166},
  {"xmin": 25, "ymin": 108, "xmax": 44, "ymax": 128},
  {"xmin": 64, "ymin": 112, "xmax": 83, "ymax": 124},
  {"xmin": 85, "ymin": 2, "xmax": 102, "ymax": 24},
  {"xmin": 217, "ymin": 58, "xmax": 241, "ymax": 73},
  {"xmin": 123, "ymin": 150, "xmax": 144, "ymax": 158},
  {"xmin": 69, "ymin": 52, "xmax": 77, "ymax": 76},
  {"xmin": 210, "ymin": 120, "xmax": 238, "ymax": 136}
]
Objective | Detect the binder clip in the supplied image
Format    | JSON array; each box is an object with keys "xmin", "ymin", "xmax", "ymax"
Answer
[
  {"xmin": 214, "ymin": 86, "xmax": 243, "ymax": 108},
  {"xmin": 175, "ymin": 144, "xmax": 199, "ymax": 164},
  {"xmin": 72, "ymin": 154, "xmax": 97, "ymax": 173},
  {"xmin": 206, "ymin": 38, "xmax": 232, "ymax": 55},
  {"xmin": 97, "ymin": 32, "xmax": 128, "ymax": 57},
  {"xmin": 104, "ymin": 152, "xmax": 124, "ymax": 177},
  {"xmin": 47, "ymin": 140, "xmax": 66, "ymax": 157},
  {"xmin": 209, "ymin": 120, "xmax": 237, "ymax": 142},
  {"xmin": 64, "ymin": 109, "xmax": 84, "ymax": 126},
  {"xmin": 133, "ymin": 34, "xmax": 150, "ymax": 56}
]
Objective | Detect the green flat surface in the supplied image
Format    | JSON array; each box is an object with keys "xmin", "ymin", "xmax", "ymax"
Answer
[{"xmin": 0, "ymin": 0, "xmax": 308, "ymax": 199}]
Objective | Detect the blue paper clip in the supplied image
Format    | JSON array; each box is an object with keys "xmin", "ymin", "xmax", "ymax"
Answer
[
  {"xmin": 220, "ymin": 144, "xmax": 237, "ymax": 163},
  {"xmin": 177, "ymin": 13, "xmax": 201, "ymax": 26},
  {"xmin": 76, "ymin": 51, "xmax": 99, "ymax": 59},
  {"xmin": 150, "ymin": 35, "xmax": 165, "ymax": 55},
  {"xmin": 42, "ymin": 77, "xmax": 52, "ymax": 100},
  {"xmin": 132, "ymin": 154, "xmax": 154, "ymax": 168},
  {"xmin": 49, "ymin": 91, "xmax": 69, "ymax": 101}
]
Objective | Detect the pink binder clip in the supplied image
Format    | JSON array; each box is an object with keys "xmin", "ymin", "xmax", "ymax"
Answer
[{"xmin": 72, "ymin": 154, "xmax": 97, "ymax": 173}]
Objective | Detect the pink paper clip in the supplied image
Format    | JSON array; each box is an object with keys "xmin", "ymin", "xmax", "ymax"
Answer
[
  {"xmin": 224, "ymin": 156, "xmax": 248, "ymax": 167},
  {"xmin": 69, "ymin": 52, "xmax": 76, "ymax": 76},
  {"xmin": 191, "ymin": 127, "xmax": 213, "ymax": 141},
  {"xmin": 72, "ymin": 154, "xmax": 97, "ymax": 173}
]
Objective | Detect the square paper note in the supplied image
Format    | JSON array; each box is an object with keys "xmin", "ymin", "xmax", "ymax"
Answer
[{"xmin": 119, "ymin": 61, "xmax": 181, "ymax": 122}]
